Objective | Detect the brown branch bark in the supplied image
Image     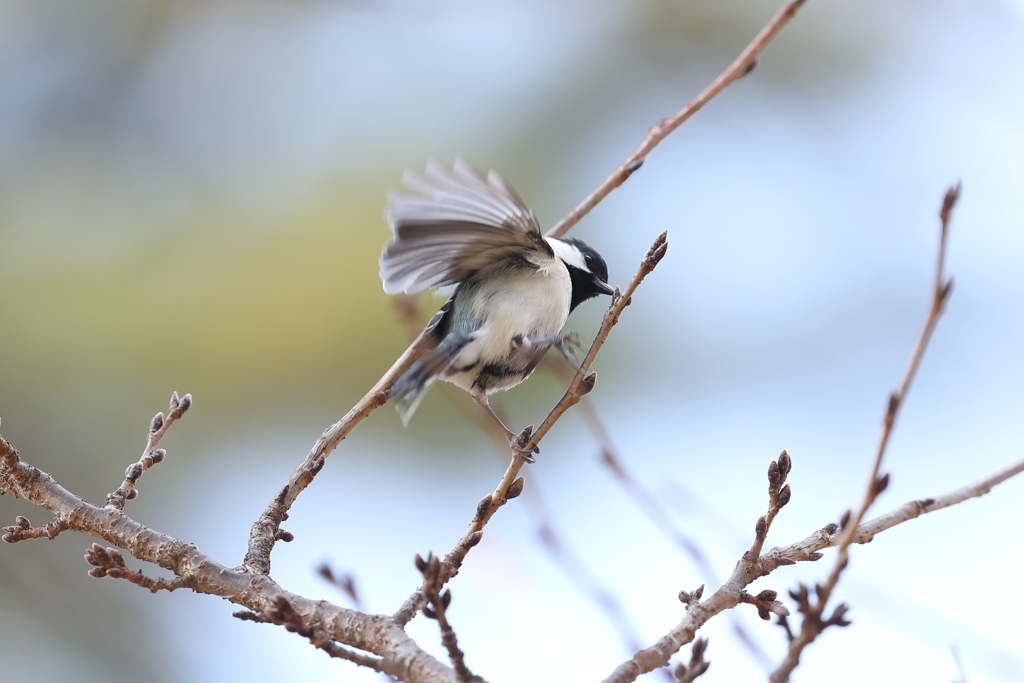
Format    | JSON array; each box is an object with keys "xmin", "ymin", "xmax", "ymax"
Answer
[
  {"xmin": 243, "ymin": 0, "xmax": 810, "ymax": 577},
  {"xmin": 546, "ymin": 0, "xmax": 808, "ymax": 239},
  {"xmin": 768, "ymin": 183, "xmax": 960, "ymax": 683},
  {"xmin": 0, "ymin": 443, "xmax": 460, "ymax": 682},
  {"xmin": 0, "ymin": 3, "xmax": 823, "ymax": 680},
  {"xmin": 105, "ymin": 392, "xmax": 191, "ymax": 510},
  {"xmin": 599, "ymin": 452, "xmax": 1024, "ymax": 683},
  {"xmin": 394, "ymin": 232, "xmax": 668, "ymax": 626}
]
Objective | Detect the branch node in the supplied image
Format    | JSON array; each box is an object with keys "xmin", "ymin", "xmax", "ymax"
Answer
[
  {"xmin": 275, "ymin": 485, "xmax": 290, "ymax": 505},
  {"xmin": 678, "ymin": 584, "xmax": 704, "ymax": 609},
  {"xmin": 740, "ymin": 589, "xmax": 790, "ymax": 621},
  {"xmin": 778, "ymin": 450, "xmax": 792, "ymax": 477},
  {"xmin": 873, "ymin": 472, "xmax": 890, "ymax": 497},
  {"xmin": 474, "ymin": 495, "xmax": 493, "ymax": 523},
  {"xmin": 674, "ymin": 637, "xmax": 711, "ymax": 683},
  {"xmin": 463, "ymin": 531, "xmax": 484, "ymax": 549},
  {"xmin": 776, "ymin": 484, "xmax": 792, "ymax": 509},
  {"xmin": 0, "ymin": 434, "xmax": 20, "ymax": 466},
  {"xmin": 506, "ymin": 477, "xmax": 525, "ymax": 500},
  {"xmin": 940, "ymin": 182, "xmax": 962, "ymax": 221},
  {"xmin": 645, "ymin": 231, "xmax": 669, "ymax": 267}
]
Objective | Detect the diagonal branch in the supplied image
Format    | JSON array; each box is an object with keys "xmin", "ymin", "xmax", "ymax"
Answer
[
  {"xmin": 244, "ymin": 0, "xmax": 810, "ymax": 576},
  {"xmin": 0, "ymin": 435, "xmax": 463, "ymax": 683},
  {"xmin": 106, "ymin": 391, "xmax": 191, "ymax": 510},
  {"xmin": 600, "ymin": 451, "xmax": 1024, "ymax": 683},
  {"xmin": 546, "ymin": 0, "xmax": 809, "ymax": 239},
  {"xmin": 755, "ymin": 456, "xmax": 1024, "ymax": 574},
  {"xmin": 394, "ymin": 231, "xmax": 668, "ymax": 626},
  {"xmin": 768, "ymin": 183, "xmax": 961, "ymax": 682},
  {"xmin": 243, "ymin": 334, "xmax": 434, "ymax": 574}
]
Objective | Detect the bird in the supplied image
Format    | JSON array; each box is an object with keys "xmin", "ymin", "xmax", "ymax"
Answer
[{"xmin": 379, "ymin": 159, "xmax": 614, "ymax": 453}]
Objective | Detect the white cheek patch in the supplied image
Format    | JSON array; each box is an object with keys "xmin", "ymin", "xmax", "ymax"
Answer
[{"xmin": 545, "ymin": 238, "xmax": 588, "ymax": 271}]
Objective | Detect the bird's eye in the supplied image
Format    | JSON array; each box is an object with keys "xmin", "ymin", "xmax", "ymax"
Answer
[{"xmin": 584, "ymin": 254, "xmax": 593, "ymax": 265}]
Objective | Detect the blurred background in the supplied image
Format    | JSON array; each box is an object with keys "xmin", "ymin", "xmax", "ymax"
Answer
[{"xmin": 2, "ymin": 0, "xmax": 1023, "ymax": 681}]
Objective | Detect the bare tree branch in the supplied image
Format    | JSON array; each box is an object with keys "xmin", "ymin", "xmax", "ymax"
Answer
[
  {"xmin": 394, "ymin": 232, "xmax": 669, "ymax": 626},
  {"xmin": 1, "ymin": 231, "xmax": 669, "ymax": 683},
  {"xmin": 261, "ymin": 594, "xmax": 389, "ymax": 673},
  {"xmin": 673, "ymin": 638, "xmax": 710, "ymax": 683},
  {"xmin": 599, "ymin": 447, "xmax": 1024, "ymax": 683},
  {"xmin": 243, "ymin": 0, "xmax": 810, "ymax": 577},
  {"xmin": 413, "ymin": 355, "xmax": 655, "ymax": 663},
  {"xmin": 769, "ymin": 183, "xmax": 961, "ymax": 683},
  {"xmin": 0, "ymin": 432, "xmax": 462, "ymax": 682},
  {"xmin": 106, "ymin": 392, "xmax": 191, "ymax": 510},
  {"xmin": 546, "ymin": 0, "xmax": 809, "ymax": 239},
  {"xmin": 17, "ymin": 5, "xmax": 999, "ymax": 682},
  {"xmin": 768, "ymin": 455, "xmax": 1024, "ymax": 557},
  {"xmin": 540, "ymin": 358, "xmax": 771, "ymax": 668},
  {"xmin": 418, "ymin": 553, "xmax": 482, "ymax": 683}
]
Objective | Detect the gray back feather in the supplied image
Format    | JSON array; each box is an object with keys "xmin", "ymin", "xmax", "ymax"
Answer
[{"xmin": 380, "ymin": 159, "xmax": 547, "ymax": 295}]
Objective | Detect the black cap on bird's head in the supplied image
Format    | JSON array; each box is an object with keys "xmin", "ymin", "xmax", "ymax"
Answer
[{"xmin": 549, "ymin": 236, "xmax": 615, "ymax": 312}]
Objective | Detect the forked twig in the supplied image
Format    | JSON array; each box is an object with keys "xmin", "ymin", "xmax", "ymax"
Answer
[
  {"xmin": 394, "ymin": 232, "xmax": 668, "ymax": 625},
  {"xmin": 243, "ymin": 0, "xmax": 810, "ymax": 577},
  {"xmin": 768, "ymin": 183, "xmax": 961, "ymax": 682}
]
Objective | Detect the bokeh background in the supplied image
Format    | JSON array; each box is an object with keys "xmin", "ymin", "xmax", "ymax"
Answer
[{"xmin": 2, "ymin": 0, "xmax": 1023, "ymax": 681}]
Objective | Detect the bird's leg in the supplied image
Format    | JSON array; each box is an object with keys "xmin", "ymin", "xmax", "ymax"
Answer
[{"xmin": 470, "ymin": 392, "xmax": 539, "ymax": 462}]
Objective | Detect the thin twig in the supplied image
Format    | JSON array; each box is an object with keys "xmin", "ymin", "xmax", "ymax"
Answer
[
  {"xmin": 423, "ymin": 348, "xmax": 655, "ymax": 663},
  {"xmin": 600, "ymin": 456, "xmax": 797, "ymax": 683},
  {"xmin": 244, "ymin": 0, "xmax": 809, "ymax": 575},
  {"xmin": 768, "ymin": 183, "xmax": 961, "ymax": 683},
  {"xmin": 826, "ymin": 455, "xmax": 1024, "ymax": 546},
  {"xmin": 673, "ymin": 638, "xmax": 710, "ymax": 683},
  {"xmin": 394, "ymin": 232, "xmax": 668, "ymax": 626},
  {"xmin": 2, "ymin": 515, "xmax": 69, "ymax": 542},
  {"xmin": 418, "ymin": 553, "xmax": 481, "ymax": 683},
  {"xmin": 318, "ymin": 562, "xmax": 366, "ymax": 611},
  {"xmin": 546, "ymin": 358, "xmax": 714, "ymax": 574},
  {"xmin": 106, "ymin": 391, "xmax": 191, "ymax": 510},
  {"xmin": 0, "ymin": 439, "xmax": 460, "ymax": 682},
  {"xmin": 263, "ymin": 595, "xmax": 389, "ymax": 673},
  {"xmin": 542, "ymin": 357, "xmax": 771, "ymax": 668},
  {"xmin": 546, "ymin": 0, "xmax": 809, "ymax": 239},
  {"xmin": 599, "ymin": 450, "xmax": 1024, "ymax": 683},
  {"xmin": 243, "ymin": 334, "xmax": 432, "ymax": 574},
  {"xmin": 84, "ymin": 542, "xmax": 190, "ymax": 592}
]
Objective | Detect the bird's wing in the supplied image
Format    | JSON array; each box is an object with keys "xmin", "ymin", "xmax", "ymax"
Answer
[{"xmin": 380, "ymin": 158, "xmax": 550, "ymax": 295}]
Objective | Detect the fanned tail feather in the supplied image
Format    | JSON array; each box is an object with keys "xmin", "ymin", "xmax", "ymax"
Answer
[{"xmin": 388, "ymin": 348, "xmax": 454, "ymax": 426}]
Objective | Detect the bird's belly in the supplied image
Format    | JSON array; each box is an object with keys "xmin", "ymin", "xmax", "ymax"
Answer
[{"xmin": 444, "ymin": 263, "xmax": 572, "ymax": 394}]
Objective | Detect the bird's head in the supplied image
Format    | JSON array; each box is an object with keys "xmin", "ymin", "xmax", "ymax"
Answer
[{"xmin": 547, "ymin": 236, "xmax": 614, "ymax": 312}]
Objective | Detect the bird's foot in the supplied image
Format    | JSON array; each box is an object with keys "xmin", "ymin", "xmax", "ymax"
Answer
[
  {"xmin": 510, "ymin": 425, "xmax": 539, "ymax": 463},
  {"xmin": 552, "ymin": 331, "xmax": 584, "ymax": 364},
  {"xmin": 520, "ymin": 331, "xmax": 584, "ymax": 364}
]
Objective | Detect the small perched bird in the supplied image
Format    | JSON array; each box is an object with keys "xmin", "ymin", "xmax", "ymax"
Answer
[{"xmin": 380, "ymin": 159, "xmax": 614, "ymax": 451}]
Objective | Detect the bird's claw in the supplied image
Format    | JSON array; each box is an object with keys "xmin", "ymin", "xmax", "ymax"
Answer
[
  {"xmin": 512, "ymin": 425, "xmax": 539, "ymax": 463},
  {"xmin": 554, "ymin": 331, "xmax": 584, "ymax": 364}
]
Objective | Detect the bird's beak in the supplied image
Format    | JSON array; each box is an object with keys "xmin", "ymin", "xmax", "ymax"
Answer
[{"xmin": 595, "ymin": 280, "xmax": 615, "ymax": 296}]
